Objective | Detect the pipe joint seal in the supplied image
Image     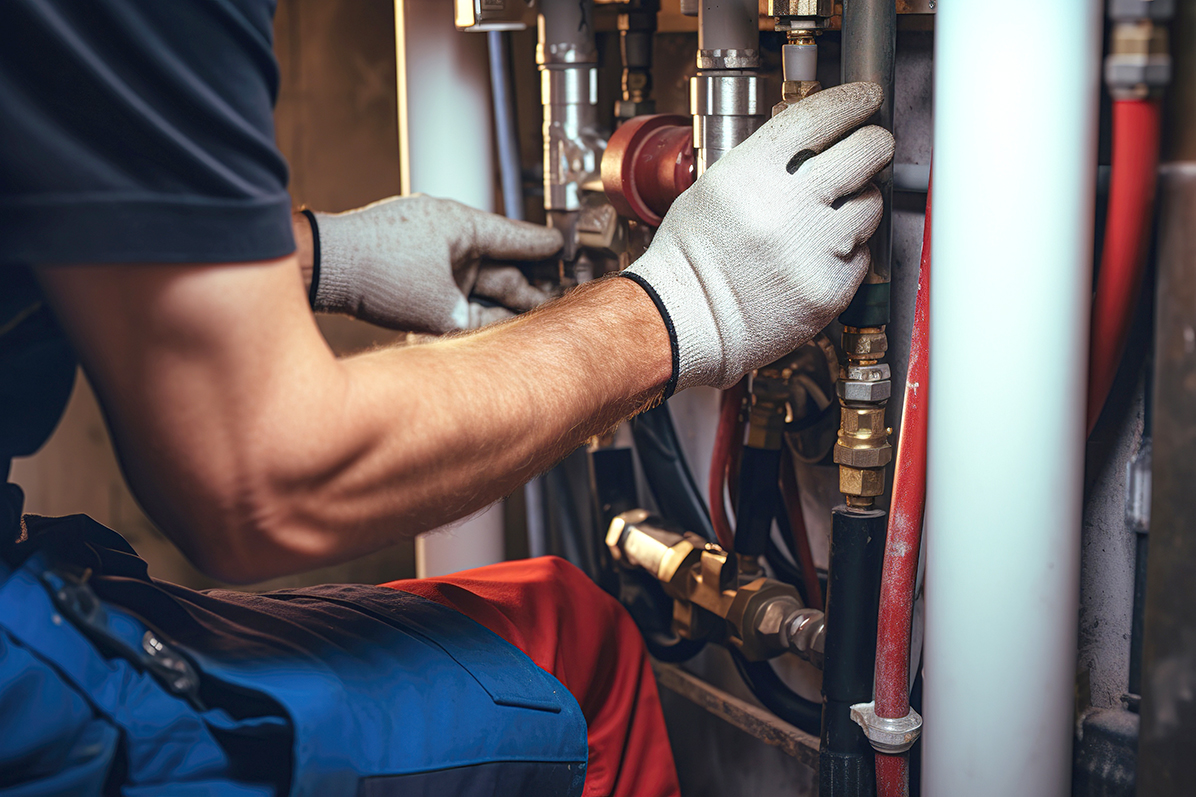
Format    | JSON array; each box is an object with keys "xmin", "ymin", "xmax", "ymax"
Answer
[
  {"xmin": 849, "ymin": 701, "xmax": 923, "ymax": 754},
  {"xmin": 696, "ymin": 48, "xmax": 761, "ymax": 70},
  {"xmin": 1105, "ymin": 21, "xmax": 1171, "ymax": 98}
]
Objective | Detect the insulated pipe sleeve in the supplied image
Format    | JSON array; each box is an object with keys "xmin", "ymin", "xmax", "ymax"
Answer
[
  {"xmin": 925, "ymin": 3, "xmax": 1099, "ymax": 795},
  {"xmin": 783, "ymin": 43, "xmax": 818, "ymax": 83},
  {"xmin": 821, "ymin": 506, "xmax": 885, "ymax": 797}
]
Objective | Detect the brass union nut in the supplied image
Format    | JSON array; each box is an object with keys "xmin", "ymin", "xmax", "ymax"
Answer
[
  {"xmin": 839, "ymin": 465, "xmax": 885, "ymax": 497},
  {"xmin": 842, "ymin": 328, "xmax": 888, "ymax": 361},
  {"xmin": 843, "ymin": 363, "xmax": 891, "ymax": 382},
  {"xmin": 834, "ymin": 440, "xmax": 893, "ymax": 468},
  {"xmin": 838, "ymin": 379, "xmax": 892, "ymax": 403}
]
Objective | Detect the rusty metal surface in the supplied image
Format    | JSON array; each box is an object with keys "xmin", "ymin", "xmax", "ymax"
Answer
[
  {"xmin": 1138, "ymin": 163, "xmax": 1196, "ymax": 795},
  {"xmin": 653, "ymin": 661, "xmax": 821, "ymax": 769}
]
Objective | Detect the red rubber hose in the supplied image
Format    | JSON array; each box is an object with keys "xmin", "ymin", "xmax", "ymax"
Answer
[
  {"xmin": 873, "ymin": 177, "xmax": 932, "ymax": 797},
  {"xmin": 709, "ymin": 379, "xmax": 746, "ymax": 550},
  {"xmin": 876, "ymin": 750, "xmax": 909, "ymax": 797},
  {"xmin": 1086, "ymin": 98, "xmax": 1162, "ymax": 436},
  {"xmin": 779, "ymin": 443, "xmax": 824, "ymax": 610}
]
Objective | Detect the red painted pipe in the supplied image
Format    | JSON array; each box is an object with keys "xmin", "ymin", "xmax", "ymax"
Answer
[
  {"xmin": 873, "ymin": 177, "xmax": 932, "ymax": 797},
  {"xmin": 1086, "ymin": 98, "xmax": 1161, "ymax": 435}
]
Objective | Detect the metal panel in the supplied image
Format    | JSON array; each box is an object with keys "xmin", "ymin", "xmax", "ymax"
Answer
[{"xmin": 1137, "ymin": 164, "xmax": 1196, "ymax": 795}]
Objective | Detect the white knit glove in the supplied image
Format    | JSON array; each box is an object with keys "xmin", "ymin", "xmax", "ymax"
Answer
[
  {"xmin": 310, "ymin": 195, "xmax": 562, "ymax": 333},
  {"xmin": 623, "ymin": 82, "xmax": 894, "ymax": 395}
]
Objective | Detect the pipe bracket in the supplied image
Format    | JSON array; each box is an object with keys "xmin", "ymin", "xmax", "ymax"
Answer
[{"xmin": 849, "ymin": 700, "xmax": 923, "ymax": 754}]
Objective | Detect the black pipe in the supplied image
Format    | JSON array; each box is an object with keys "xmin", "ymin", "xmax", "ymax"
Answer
[
  {"xmin": 730, "ymin": 647, "xmax": 822, "ymax": 736},
  {"xmin": 733, "ymin": 446, "xmax": 782, "ymax": 557},
  {"xmin": 630, "ymin": 404, "xmax": 716, "ymax": 542},
  {"xmin": 820, "ymin": 506, "xmax": 885, "ymax": 797}
]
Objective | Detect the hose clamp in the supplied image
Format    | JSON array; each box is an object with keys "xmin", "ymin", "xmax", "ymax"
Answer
[{"xmin": 849, "ymin": 700, "xmax": 923, "ymax": 754}]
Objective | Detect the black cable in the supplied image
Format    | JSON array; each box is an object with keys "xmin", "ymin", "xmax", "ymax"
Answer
[
  {"xmin": 645, "ymin": 632, "xmax": 706, "ymax": 663},
  {"xmin": 630, "ymin": 403, "xmax": 716, "ymax": 542},
  {"xmin": 729, "ymin": 646, "xmax": 822, "ymax": 736},
  {"xmin": 766, "ymin": 534, "xmax": 803, "ymax": 588},
  {"xmin": 733, "ymin": 446, "xmax": 782, "ymax": 557}
]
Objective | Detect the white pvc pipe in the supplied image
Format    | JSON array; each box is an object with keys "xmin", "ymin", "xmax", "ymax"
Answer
[
  {"xmin": 924, "ymin": 4, "xmax": 1100, "ymax": 795},
  {"xmin": 396, "ymin": 0, "xmax": 506, "ymax": 577}
]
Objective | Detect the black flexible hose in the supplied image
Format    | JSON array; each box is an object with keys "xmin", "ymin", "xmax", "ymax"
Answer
[
  {"xmin": 733, "ymin": 446, "xmax": 782, "ymax": 557},
  {"xmin": 729, "ymin": 646, "xmax": 822, "ymax": 736},
  {"xmin": 631, "ymin": 403, "xmax": 716, "ymax": 542}
]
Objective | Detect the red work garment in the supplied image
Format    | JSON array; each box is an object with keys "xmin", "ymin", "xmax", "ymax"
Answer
[{"xmin": 382, "ymin": 555, "xmax": 681, "ymax": 797}]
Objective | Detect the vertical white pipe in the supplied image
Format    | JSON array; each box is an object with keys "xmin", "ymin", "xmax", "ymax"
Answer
[
  {"xmin": 924, "ymin": 3, "xmax": 1100, "ymax": 795},
  {"xmin": 396, "ymin": 0, "xmax": 506, "ymax": 577}
]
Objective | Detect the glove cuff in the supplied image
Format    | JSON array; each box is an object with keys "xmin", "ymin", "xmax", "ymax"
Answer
[
  {"xmin": 619, "ymin": 271, "xmax": 680, "ymax": 400},
  {"xmin": 299, "ymin": 209, "xmax": 321, "ymax": 307},
  {"xmin": 621, "ymin": 246, "xmax": 727, "ymax": 394},
  {"xmin": 309, "ymin": 211, "xmax": 366, "ymax": 317}
]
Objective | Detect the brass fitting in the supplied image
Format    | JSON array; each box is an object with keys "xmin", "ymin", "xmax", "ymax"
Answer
[
  {"xmin": 836, "ymin": 325, "xmax": 892, "ymax": 508},
  {"xmin": 606, "ymin": 510, "xmax": 824, "ymax": 663},
  {"xmin": 842, "ymin": 327, "xmax": 888, "ymax": 363},
  {"xmin": 767, "ymin": 0, "xmax": 834, "ymax": 20},
  {"xmin": 1106, "ymin": 20, "xmax": 1171, "ymax": 100},
  {"xmin": 834, "ymin": 407, "xmax": 892, "ymax": 468},
  {"xmin": 747, "ymin": 364, "xmax": 791, "ymax": 450}
]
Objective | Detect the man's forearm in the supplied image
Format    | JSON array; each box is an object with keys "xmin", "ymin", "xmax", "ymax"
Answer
[
  {"xmin": 39, "ymin": 256, "xmax": 669, "ymax": 582},
  {"xmin": 280, "ymin": 275, "xmax": 670, "ymax": 574}
]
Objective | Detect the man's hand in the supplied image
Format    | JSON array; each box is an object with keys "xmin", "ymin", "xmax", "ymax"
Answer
[
  {"xmin": 624, "ymin": 82, "xmax": 895, "ymax": 393},
  {"xmin": 301, "ymin": 195, "xmax": 562, "ymax": 333}
]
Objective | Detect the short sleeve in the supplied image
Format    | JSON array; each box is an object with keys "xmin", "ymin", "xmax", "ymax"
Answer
[{"xmin": 0, "ymin": 0, "xmax": 295, "ymax": 265}]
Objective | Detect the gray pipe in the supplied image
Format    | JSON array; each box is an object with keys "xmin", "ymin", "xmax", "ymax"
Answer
[
  {"xmin": 698, "ymin": 0, "xmax": 759, "ymax": 62},
  {"xmin": 538, "ymin": 0, "xmax": 598, "ymax": 65},
  {"xmin": 488, "ymin": 31, "xmax": 524, "ymax": 222},
  {"xmin": 841, "ymin": 0, "xmax": 895, "ymax": 287}
]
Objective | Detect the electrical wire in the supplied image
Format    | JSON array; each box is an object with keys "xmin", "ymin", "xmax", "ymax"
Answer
[{"xmin": 631, "ymin": 403, "xmax": 716, "ymax": 543}]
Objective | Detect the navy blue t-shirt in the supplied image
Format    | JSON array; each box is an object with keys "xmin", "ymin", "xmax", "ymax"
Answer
[{"xmin": 0, "ymin": 0, "xmax": 295, "ymax": 475}]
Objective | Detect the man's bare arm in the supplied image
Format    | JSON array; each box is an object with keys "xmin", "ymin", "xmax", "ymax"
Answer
[{"xmin": 38, "ymin": 257, "xmax": 669, "ymax": 583}]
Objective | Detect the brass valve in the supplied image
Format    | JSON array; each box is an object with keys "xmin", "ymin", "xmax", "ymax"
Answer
[{"xmin": 607, "ymin": 510, "xmax": 826, "ymax": 665}]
